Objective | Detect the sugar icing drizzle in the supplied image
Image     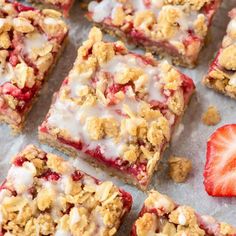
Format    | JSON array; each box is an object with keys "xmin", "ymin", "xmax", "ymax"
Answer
[{"xmin": 47, "ymin": 53, "xmax": 167, "ymax": 160}]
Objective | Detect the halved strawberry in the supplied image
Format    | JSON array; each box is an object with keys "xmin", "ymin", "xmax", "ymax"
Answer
[{"xmin": 204, "ymin": 124, "xmax": 236, "ymax": 196}]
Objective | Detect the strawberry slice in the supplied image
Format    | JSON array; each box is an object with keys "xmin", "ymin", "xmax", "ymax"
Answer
[{"xmin": 204, "ymin": 124, "xmax": 236, "ymax": 196}]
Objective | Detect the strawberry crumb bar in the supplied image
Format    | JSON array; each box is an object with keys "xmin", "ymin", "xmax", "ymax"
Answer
[
  {"xmin": 87, "ymin": 0, "xmax": 221, "ymax": 68},
  {"xmin": 39, "ymin": 27, "xmax": 195, "ymax": 190},
  {"xmin": 131, "ymin": 190, "xmax": 236, "ymax": 236},
  {"xmin": 203, "ymin": 9, "xmax": 236, "ymax": 99},
  {"xmin": 0, "ymin": 1, "xmax": 68, "ymax": 133},
  {"xmin": 0, "ymin": 145, "xmax": 132, "ymax": 235}
]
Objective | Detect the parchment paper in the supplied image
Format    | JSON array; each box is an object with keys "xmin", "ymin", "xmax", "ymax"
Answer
[{"xmin": 0, "ymin": 1, "xmax": 236, "ymax": 234}]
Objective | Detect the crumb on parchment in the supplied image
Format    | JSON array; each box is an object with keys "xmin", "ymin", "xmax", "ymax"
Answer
[
  {"xmin": 168, "ymin": 156, "xmax": 192, "ymax": 183},
  {"xmin": 202, "ymin": 106, "xmax": 221, "ymax": 126}
]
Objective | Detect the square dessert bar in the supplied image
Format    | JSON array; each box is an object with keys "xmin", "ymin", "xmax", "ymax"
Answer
[
  {"xmin": 131, "ymin": 190, "xmax": 236, "ymax": 236},
  {"xmin": 0, "ymin": 0, "xmax": 68, "ymax": 133},
  {"xmin": 0, "ymin": 145, "xmax": 132, "ymax": 235},
  {"xmin": 203, "ymin": 9, "xmax": 236, "ymax": 99},
  {"xmin": 87, "ymin": 0, "xmax": 222, "ymax": 68},
  {"xmin": 39, "ymin": 27, "xmax": 195, "ymax": 190}
]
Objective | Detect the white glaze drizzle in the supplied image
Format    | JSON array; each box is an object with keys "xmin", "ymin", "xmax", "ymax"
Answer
[
  {"xmin": 7, "ymin": 162, "xmax": 36, "ymax": 194},
  {"xmin": 47, "ymin": 54, "xmax": 167, "ymax": 160},
  {"xmin": 23, "ymin": 31, "xmax": 48, "ymax": 55},
  {"xmin": 229, "ymin": 72, "xmax": 236, "ymax": 86},
  {"xmin": 101, "ymin": 54, "xmax": 165, "ymax": 102},
  {"xmin": 55, "ymin": 229, "xmax": 72, "ymax": 236}
]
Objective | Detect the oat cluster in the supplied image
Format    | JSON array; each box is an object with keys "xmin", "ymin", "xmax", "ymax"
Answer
[
  {"xmin": 202, "ymin": 106, "xmax": 221, "ymax": 126},
  {"xmin": 168, "ymin": 156, "xmax": 192, "ymax": 183}
]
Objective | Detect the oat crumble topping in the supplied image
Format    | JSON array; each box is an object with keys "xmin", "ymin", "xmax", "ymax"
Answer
[
  {"xmin": 87, "ymin": 0, "xmax": 220, "ymax": 67},
  {"xmin": 0, "ymin": 0, "xmax": 68, "ymax": 131},
  {"xmin": 131, "ymin": 190, "xmax": 236, "ymax": 236},
  {"xmin": 89, "ymin": 0, "xmax": 210, "ymax": 41},
  {"xmin": 202, "ymin": 106, "xmax": 221, "ymax": 126},
  {"xmin": 0, "ymin": 145, "xmax": 132, "ymax": 236},
  {"xmin": 168, "ymin": 156, "xmax": 192, "ymax": 183}
]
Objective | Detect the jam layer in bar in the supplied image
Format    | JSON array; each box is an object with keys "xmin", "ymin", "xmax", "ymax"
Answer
[
  {"xmin": 87, "ymin": 0, "xmax": 222, "ymax": 68},
  {"xmin": 131, "ymin": 190, "xmax": 236, "ymax": 236},
  {"xmin": 0, "ymin": 145, "xmax": 132, "ymax": 236},
  {"xmin": 0, "ymin": 1, "xmax": 68, "ymax": 133},
  {"xmin": 203, "ymin": 9, "xmax": 236, "ymax": 99},
  {"xmin": 39, "ymin": 27, "xmax": 195, "ymax": 190}
]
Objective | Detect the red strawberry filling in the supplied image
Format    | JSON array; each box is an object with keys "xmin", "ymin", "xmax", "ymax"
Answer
[
  {"xmin": 71, "ymin": 170, "xmax": 84, "ymax": 181},
  {"xmin": 13, "ymin": 2, "xmax": 35, "ymax": 12},
  {"xmin": 119, "ymin": 189, "xmax": 133, "ymax": 211},
  {"xmin": 181, "ymin": 74, "xmax": 196, "ymax": 102},
  {"xmin": 202, "ymin": 0, "xmax": 221, "ymax": 20},
  {"xmin": 13, "ymin": 156, "xmax": 28, "ymax": 166},
  {"xmin": 39, "ymin": 124, "xmax": 150, "ymax": 184},
  {"xmin": 27, "ymin": 186, "xmax": 37, "ymax": 198},
  {"xmin": 41, "ymin": 169, "xmax": 61, "ymax": 181},
  {"xmin": 85, "ymin": 146, "xmax": 147, "ymax": 179},
  {"xmin": 8, "ymin": 53, "xmax": 19, "ymax": 67},
  {"xmin": 208, "ymin": 50, "xmax": 222, "ymax": 74},
  {"xmin": 0, "ymin": 82, "xmax": 40, "ymax": 120},
  {"xmin": 41, "ymin": 115, "xmax": 178, "ymax": 186},
  {"xmin": 58, "ymin": 136, "xmax": 83, "ymax": 150},
  {"xmin": 1, "ymin": 83, "xmax": 38, "ymax": 102}
]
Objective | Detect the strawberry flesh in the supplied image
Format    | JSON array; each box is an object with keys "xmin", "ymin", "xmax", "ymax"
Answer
[{"xmin": 204, "ymin": 124, "xmax": 236, "ymax": 196}]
